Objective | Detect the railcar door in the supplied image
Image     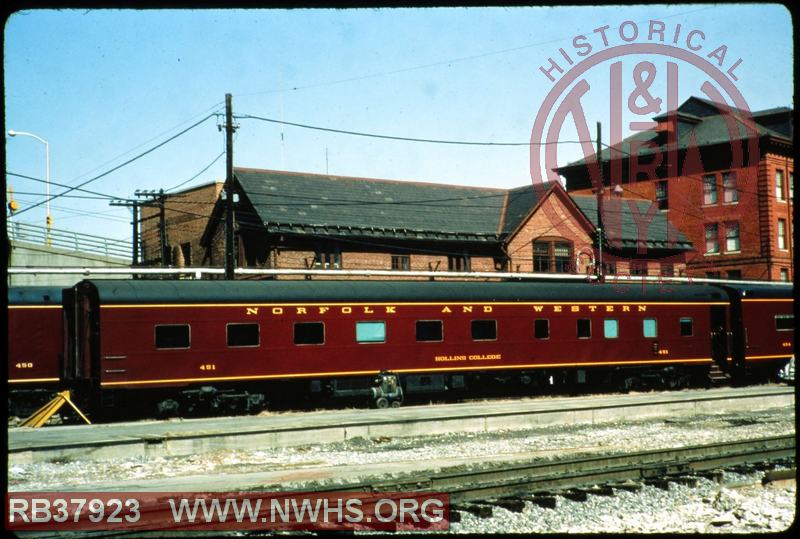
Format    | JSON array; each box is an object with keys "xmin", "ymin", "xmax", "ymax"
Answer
[
  {"xmin": 62, "ymin": 287, "xmax": 77, "ymax": 383},
  {"xmin": 63, "ymin": 283, "xmax": 101, "ymax": 409},
  {"xmin": 710, "ymin": 306, "xmax": 728, "ymax": 370}
]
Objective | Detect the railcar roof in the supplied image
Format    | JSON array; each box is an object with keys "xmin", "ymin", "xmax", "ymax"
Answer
[
  {"xmin": 79, "ymin": 279, "xmax": 732, "ymax": 304},
  {"xmin": 8, "ymin": 286, "xmax": 64, "ymax": 305},
  {"xmin": 718, "ymin": 283, "xmax": 794, "ymax": 300}
]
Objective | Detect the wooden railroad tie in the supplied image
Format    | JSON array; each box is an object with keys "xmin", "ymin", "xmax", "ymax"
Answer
[
  {"xmin": 520, "ymin": 495, "xmax": 558, "ymax": 509},
  {"xmin": 451, "ymin": 504, "xmax": 492, "ymax": 519}
]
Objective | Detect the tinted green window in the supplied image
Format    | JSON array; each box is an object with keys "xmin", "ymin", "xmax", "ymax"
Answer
[
  {"xmin": 604, "ymin": 319, "xmax": 619, "ymax": 339},
  {"xmin": 643, "ymin": 319, "xmax": 657, "ymax": 338},
  {"xmin": 356, "ymin": 321, "xmax": 386, "ymax": 343}
]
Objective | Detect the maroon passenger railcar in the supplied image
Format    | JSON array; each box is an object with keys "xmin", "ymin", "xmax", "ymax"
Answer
[
  {"xmin": 720, "ymin": 284, "xmax": 794, "ymax": 378},
  {"xmin": 64, "ymin": 279, "xmax": 782, "ymax": 418},
  {"xmin": 7, "ymin": 286, "xmax": 64, "ymax": 416}
]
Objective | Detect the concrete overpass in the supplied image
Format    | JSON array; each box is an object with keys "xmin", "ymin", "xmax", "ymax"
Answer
[{"xmin": 7, "ymin": 222, "xmax": 132, "ymax": 286}]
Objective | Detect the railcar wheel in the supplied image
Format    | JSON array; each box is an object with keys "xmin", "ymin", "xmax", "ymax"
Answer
[
  {"xmin": 619, "ymin": 376, "xmax": 643, "ymax": 393},
  {"xmin": 375, "ymin": 397, "xmax": 389, "ymax": 409},
  {"xmin": 390, "ymin": 400, "xmax": 402, "ymax": 408}
]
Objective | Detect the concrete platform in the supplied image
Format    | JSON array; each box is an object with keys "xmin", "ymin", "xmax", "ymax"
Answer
[{"xmin": 8, "ymin": 385, "xmax": 794, "ymax": 466}]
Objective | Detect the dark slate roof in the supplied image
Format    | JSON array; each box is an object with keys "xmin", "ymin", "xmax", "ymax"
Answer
[
  {"xmin": 80, "ymin": 279, "xmax": 729, "ymax": 304},
  {"xmin": 559, "ymin": 97, "xmax": 792, "ymax": 170},
  {"xmin": 226, "ymin": 169, "xmax": 691, "ymax": 251},
  {"xmin": 501, "ymin": 184, "xmax": 552, "ymax": 234},
  {"xmin": 235, "ymin": 168, "xmax": 507, "ymax": 242},
  {"xmin": 570, "ymin": 195, "xmax": 693, "ymax": 250}
]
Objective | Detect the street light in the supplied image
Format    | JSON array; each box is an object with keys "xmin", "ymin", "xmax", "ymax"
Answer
[{"xmin": 8, "ymin": 129, "xmax": 51, "ymax": 244}]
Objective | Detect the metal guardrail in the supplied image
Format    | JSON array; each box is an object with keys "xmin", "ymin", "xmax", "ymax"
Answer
[{"xmin": 7, "ymin": 221, "xmax": 132, "ymax": 261}]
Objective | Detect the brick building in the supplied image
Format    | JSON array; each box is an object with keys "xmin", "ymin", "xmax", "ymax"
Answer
[
  {"xmin": 140, "ymin": 181, "xmax": 223, "ymax": 267},
  {"xmin": 557, "ymin": 97, "xmax": 793, "ymax": 281},
  {"xmin": 182, "ymin": 168, "xmax": 691, "ymax": 278}
]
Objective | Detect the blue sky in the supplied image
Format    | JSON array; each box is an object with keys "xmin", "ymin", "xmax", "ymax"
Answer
[{"xmin": 4, "ymin": 5, "xmax": 793, "ymax": 242}]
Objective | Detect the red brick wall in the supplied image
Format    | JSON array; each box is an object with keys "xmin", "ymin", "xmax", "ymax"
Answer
[
  {"xmin": 141, "ymin": 182, "xmax": 223, "ymax": 267},
  {"xmin": 574, "ymin": 153, "xmax": 793, "ymax": 281},
  {"xmin": 506, "ymin": 192, "xmax": 594, "ymax": 274}
]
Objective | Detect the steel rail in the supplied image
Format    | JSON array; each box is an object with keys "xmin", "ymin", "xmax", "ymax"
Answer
[
  {"xmin": 315, "ymin": 435, "xmax": 795, "ymax": 503},
  {"xmin": 12, "ymin": 436, "xmax": 795, "ymax": 538}
]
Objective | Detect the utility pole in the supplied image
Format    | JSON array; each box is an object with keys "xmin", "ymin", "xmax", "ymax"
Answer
[
  {"xmin": 109, "ymin": 198, "xmax": 141, "ymax": 265},
  {"xmin": 135, "ymin": 189, "xmax": 168, "ymax": 267},
  {"xmin": 224, "ymin": 93, "xmax": 237, "ymax": 280},
  {"xmin": 159, "ymin": 190, "xmax": 167, "ymax": 267},
  {"xmin": 596, "ymin": 121, "xmax": 604, "ymax": 282}
]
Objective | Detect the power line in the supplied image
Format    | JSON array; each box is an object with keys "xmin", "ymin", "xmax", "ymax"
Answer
[
  {"xmin": 7, "ymin": 171, "xmax": 124, "ymax": 201},
  {"xmin": 235, "ymin": 113, "xmax": 595, "ymax": 147},
  {"xmin": 10, "ymin": 196, "xmax": 131, "ymax": 223},
  {"xmin": 165, "ymin": 150, "xmax": 226, "ymax": 192},
  {"xmin": 10, "ymin": 190, "xmax": 112, "ymax": 201},
  {"xmin": 12, "ymin": 113, "xmax": 217, "ymax": 217},
  {"xmin": 236, "ymin": 7, "xmax": 716, "ymax": 97},
  {"xmin": 56, "ymin": 101, "xmax": 225, "ymax": 189}
]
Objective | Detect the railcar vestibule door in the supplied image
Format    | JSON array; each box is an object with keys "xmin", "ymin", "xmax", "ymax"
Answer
[{"xmin": 710, "ymin": 305, "xmax": 728, "ymax": 369}]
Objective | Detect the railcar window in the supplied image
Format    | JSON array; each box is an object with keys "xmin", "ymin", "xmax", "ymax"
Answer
[
  {"xmin": 534, "ymin": 319, "xmax": 550, "ymax": 339},
  {"xmin": 227, "ymin": 323, "xmax": 260, "ymax": 347},
  {"xmin": 643, "ymin": 318, "xmax": 658, "ymax": 338},
  {"xmin": 155, "ymin": 324, "xmax": 190, "ymax": 349},
  {"xmin": 356, "ymin": 321, "xmax": 386, "ymax": 343},
  {"xmin": 775, "ymin": 314, "xmax": 794, "ymax": 331},
  {"xmin": 604, "ymin": 319, "xmax": 619, "ymax": 339},
  {"xmin": 680, "ymin": 318, "xmax": 693, "ymax": 336},
  {"xmin": 577, "ymin": 319, "xmax": 591, "ymax": 339},
  {"xmin": 416, "ymin": 320, "xmax": 443, "ymax": 342},
  {"xmin": 471, "ymin": 320, "xmax": 497, "ymax": 341},
  {"xmin": 294, "ymin": 322, "xmax": 325, "ymax": 345}
]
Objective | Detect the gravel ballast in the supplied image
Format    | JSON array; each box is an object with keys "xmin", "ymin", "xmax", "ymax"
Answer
[{"xmin": 8, "ymin": 405, "xmax": 795, "ymax": 533}]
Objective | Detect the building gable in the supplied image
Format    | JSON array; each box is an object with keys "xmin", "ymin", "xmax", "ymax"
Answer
[{"xmin": 505, "ymin": 186, "xmax": 595, "ymax": 274}]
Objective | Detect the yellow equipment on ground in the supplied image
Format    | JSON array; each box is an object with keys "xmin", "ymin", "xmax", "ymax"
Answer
[{"xmin": 20, "ymin": 390, "xmax": 91, "ymax": 428}]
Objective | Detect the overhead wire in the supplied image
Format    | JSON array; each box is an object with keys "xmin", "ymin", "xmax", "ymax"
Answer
[
  {"xmin": 236, "ymin": 6, "xmax": 717, "ymax": 97},
  {"xmin": 165, "ymin": 150, "xmax": 226, "ymax": 193},
  {"xmin": 11, "ymin": 112, "xmax": 218, "ymax": 217},
  {"xmin": 235, "ymin": 113, "xmax": 594, "ymax": 147},
  {"xmin": 57, "ymin": 101, "xmax": 225, "ymax": 189}
]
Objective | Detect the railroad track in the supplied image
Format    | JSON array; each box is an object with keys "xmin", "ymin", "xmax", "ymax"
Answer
[
  {"xmin": 314, "ymin": 434, "xmax": 795, "ymax": 501},
  {"xmin": 13, "ymin": 435, "xmax": 795, "ymax": 538},
  {"xmin": 9, "ymin": 385, "xmax": 793, "ymax": 467}
]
